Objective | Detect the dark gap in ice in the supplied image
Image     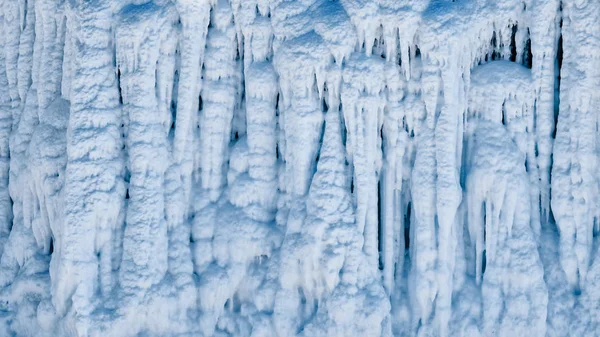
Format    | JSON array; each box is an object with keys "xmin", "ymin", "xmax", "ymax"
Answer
[
  {"xmin": 491, "ymin": 31, "xmax": 501, "ymax": 61},
  {"xmin": 482, "ymin": 201, "xmax": 487, "ymax": 275},
  {"xmin": 377, "ymin": 177, "xmax": 383, "ymax": 271},
  {"xmin": 510, "ymin": 25, "xmax": 518, "ymax": 62},
  {"xmin": 523, "ymin": 32, "xmax": 533, "ymax": 69},
  {"xmin": 482, "ymin": 250, "xmax": 487, "ymax": 275},
  {"xmin": 404, "ymin": 202, "xmax": 411, "ymax": 250},
  {"xmin": 117, "ymin": 69, "xmax": 123, "ymax": 105},
  {"xmin": 553, "ymin": 22, "xmax": 563, "ymax": 140}
]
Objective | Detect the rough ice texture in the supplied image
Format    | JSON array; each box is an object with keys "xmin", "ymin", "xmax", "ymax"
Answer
[{"xmin": 0, "ymin": 0, "xmax": 597, "ymax": 336}]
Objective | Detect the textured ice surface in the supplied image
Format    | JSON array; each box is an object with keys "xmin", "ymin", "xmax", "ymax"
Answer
[{"xmin": 0, "ymin": 0, "xmax": 598, "ymax": 336}]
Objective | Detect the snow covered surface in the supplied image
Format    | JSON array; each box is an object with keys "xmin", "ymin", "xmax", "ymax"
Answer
[{"xmin": 0, "ymin": 0, "xmax": 597, "ymax": 336}]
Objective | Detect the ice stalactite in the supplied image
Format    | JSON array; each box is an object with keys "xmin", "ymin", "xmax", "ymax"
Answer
[
  {"xmin": 551, "ymin": 0, "xmax": 600, "ymax": 291},
  {"xmin": 0, "ymin": 0, "xmax": 599, "ymax": 336}
]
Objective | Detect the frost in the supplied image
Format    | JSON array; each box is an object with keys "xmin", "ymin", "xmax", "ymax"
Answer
[{"xmin": 0, "ymin": 0, "xmax": 597, "ymax": 336}]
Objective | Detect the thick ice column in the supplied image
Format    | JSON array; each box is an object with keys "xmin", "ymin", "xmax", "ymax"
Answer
[
  {"xmin": 2, "ymin": 24, "xmax": 42, "ymax": 317},
  {"xmin": 56, "ymin": 0, "xmax": 125, "ymax": 327},
  {"xmin": 0, "ymin": 13, "xmax": 12, "ymax": 255},
  {"xmin": 191, "ymin": 4, "xmax": 240, "ymax": 310},
  {"xmin": 26, "ymin": 0, "xmax": 68, "ymax": 257},
  {"xmin": 3, "ymin": 0, "xmax": 23, "ymax": 105},
  {"xmin": 116, "ymin": 3, "xmax": 176, "ymax": 296},
  {"xmin": 409, "ymin": 124, "xmax": 438, "ymax": 333},
  {"xmin": 36, "ymin": 0, "xmax": 66, "ymax": 111},
  {"xmin": 272, "ymin": 12, "xmax": 330, "ymax": 200},
  {"xmin": 272, "ymin": 12, "xmax": 331, "ymax": 335},
  {"xmin": 199, "ymin": 0, "xmax": 239, "ymax": 201},
  {"xmin": 276, "ymin": 106, "xmax": 354, "ymax": 337},
  {"xmin": 16, "ymin": 0, "xmax": 35, "ymax": 103},
  {"xmin": 380, "ymin": 64, "xmax": 406, "ymax": 294},
  {"xmin": 468, "ymin": 60, "xmax": 537, "ymax": 237},
  {"xmin": 228, "ymin": 3, "xmax": 280, "ymax": 221},
  {"xmin": 152, "ymin": 9, "xmax": 194, "ymax": 304},
  {"xmin": 169, "ymin": 1, "xmax": 210, "ymax": 310},
  {"xmin": 0, "ymin": 0, "xmax": 60, "ymax": 327},
  {"xmin": 244, "ymin": 19, "xmax": 277, "ymax": 188},
  {"xmin": 467, "ymin": 121, "xmax": 547, "ymax": 337},
  {"xmin": 530, "ymin": 0, "xmax": 560, "ymax": 223},
  {"xmin": 551, "ymin": 0, "xmax": 600, "ymax": 290},
  {"xmin": 301, "ymin": 106, "xmax": 354, "ymax": 299}
]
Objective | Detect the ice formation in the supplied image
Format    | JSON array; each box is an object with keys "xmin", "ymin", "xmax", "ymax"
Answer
[{"xmin": 0, "ymin": 0, "xmax": 597, "ymax": 336}]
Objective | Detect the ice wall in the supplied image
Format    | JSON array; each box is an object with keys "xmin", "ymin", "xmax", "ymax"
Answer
[{"xmin": 0, "ymin": 0, "xmax": 597, "ymax": 336}]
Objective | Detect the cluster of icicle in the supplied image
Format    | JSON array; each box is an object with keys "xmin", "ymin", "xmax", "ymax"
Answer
[{"xmin": 0, "ymin": 0, "xmax": 598, "ymax": 336}]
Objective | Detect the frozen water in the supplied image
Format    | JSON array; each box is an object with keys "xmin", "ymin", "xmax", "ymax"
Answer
[{"xmin": 0, "ymin": 0, "xmax": 597, "ymax": 336}]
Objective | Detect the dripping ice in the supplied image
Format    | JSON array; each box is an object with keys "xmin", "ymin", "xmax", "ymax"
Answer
[{"xmin": 0, "ymin": 0, "xmax": 598, "ymax": 337}]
